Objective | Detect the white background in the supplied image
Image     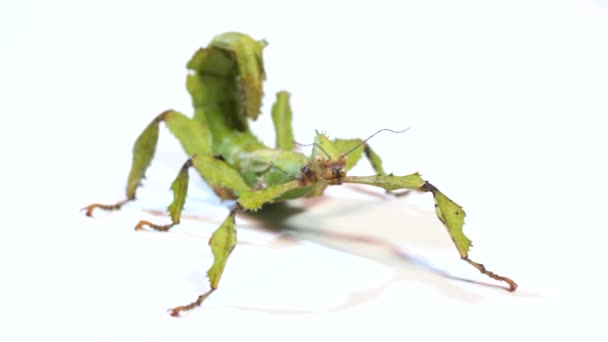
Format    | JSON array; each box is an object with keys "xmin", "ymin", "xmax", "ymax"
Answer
[{"xmin": 2, "ymin": 0, "xmax": 608, "ymax": 341}]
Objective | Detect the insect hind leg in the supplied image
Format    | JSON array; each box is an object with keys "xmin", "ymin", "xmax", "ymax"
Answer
[{"xmin": 83, "ymin": 109, "xmax": 213, "ymax": 220}]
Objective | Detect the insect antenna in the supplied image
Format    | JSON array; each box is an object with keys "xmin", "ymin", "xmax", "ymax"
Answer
[
  {"xmin": 294, "ymin": 141, "xmax": 332, "ymax": 158},
  {"xmin": 293, "ymin": 141, "xmax": 312, "ymax": 147},
  {"xmin": 340, "ymin": 127, "xmax": 411, "ymax": 157},
  {"xmin": 314, "ymin": 143, "xmax": 332, "ymax": 158}
]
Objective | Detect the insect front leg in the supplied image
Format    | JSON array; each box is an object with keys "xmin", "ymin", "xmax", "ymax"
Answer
[{"xmin": 342, "ymin": 173, "xmax": 518, "ymax": 291}]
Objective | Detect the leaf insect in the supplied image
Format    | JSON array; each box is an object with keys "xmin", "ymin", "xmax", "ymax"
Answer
[{"xmin": 83, "ymin": 32, "xmax": 517, "ymax": 317}]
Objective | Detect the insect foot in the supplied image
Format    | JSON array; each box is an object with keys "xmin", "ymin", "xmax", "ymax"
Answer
[
  {"xmin": 81, "ymin": 198, "xmax": 132, "ymax": 217},
  {"xmin": 133, "ymin": 220, "xmax": 177, "ymax": 232}
]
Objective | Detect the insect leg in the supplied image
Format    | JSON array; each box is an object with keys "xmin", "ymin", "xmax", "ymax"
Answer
[
  {"xmin": 166, "ymin": 172, "xmax": 304, "ymax": 316},
  {"xmin": 83, "ymin": 110, "xmax": 212, "ymax": 217},
  {"xmin": 134, "ymin": 158, "xmax": 192, "ymax": 232},
  {"xmin": 342, "ymin": 173, "xmax": 517, "ymax": 291},
  {"xmin": 271, "ymin": 91, "xmax": 295, "ymax": 150},
  {"xmin": 135, "ymin": 151, "xmax": 253, "ymax": 232},
  {"xmin": 169, "ymin": 208, "xmax": 237, "ymax": 317},
  {"xmin": 237, "ymin": 180, "xmax": 304, "ymax": 211}
]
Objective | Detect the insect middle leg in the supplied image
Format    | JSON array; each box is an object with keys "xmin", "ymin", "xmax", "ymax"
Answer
[
  {"xmin": 168, "ymin": 207, "xmax": 237, "ymax": 316},
  {"xmin": 133, "ymin": 158, "xmax": 193, "ymax": 232},
  {"xmin": 133, "ymin": 153, "xmax": 248, "ymax": 232},
  {"xmin": 169, "ymin": 178, "xmax": 309, "ymax": 316}
]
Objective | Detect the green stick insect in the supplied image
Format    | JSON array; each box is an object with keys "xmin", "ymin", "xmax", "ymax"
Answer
[{"xmin": 83, "ymin": 32, "xmax": 517, "ymax": 317}]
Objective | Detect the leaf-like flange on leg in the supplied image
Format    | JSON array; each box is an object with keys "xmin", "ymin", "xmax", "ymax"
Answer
[
  {"xmin": 209, "ymin": 33, "xmax": 267, "ymax": 121},
  {"xmin": 126, "ymin": 116, "xmax": 161, "ymax": 199},
  {"xmin": 207, "ymin": 210, "xmax": 238, "ymax": 289},
  {"xmin": 167, "ymin": 160, "xmax": 191, "ymax": 224},
  {"xmin": 420, "ymin": 182, "xmax": 471, "ymax": 257},
  {"xmin": 163, "ymin": 110, "xmax": 212, "ymax": 157},
  {"xmin": 168, "ymin": 210, "xmax": 238, "ymax": 317},
  {"xmin": 237, "ymin": 180, "xmax": 302, "ymax": 211},
  {"xmin": 187, "ymin": 32, "xmax": 267, "ymax": 126},
  {"xmin": 134, "ymin": 159, "xmax": 192, "ymax": 232},
  {"xmin": 420, "ymin": 181, "xmax": 517, "ymax": 291},
  {"xmin": 191, "ymin": 154, "xmax": 251, "ymax": 196},
  {"xmin": 82, "ymin": 115, "xmax": 161, "ymax": 216}
]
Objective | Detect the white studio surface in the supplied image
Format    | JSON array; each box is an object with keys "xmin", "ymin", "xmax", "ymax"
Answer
[{"xmin": 2, "ymin": 1, "xmax": 608, "ymax": 341}]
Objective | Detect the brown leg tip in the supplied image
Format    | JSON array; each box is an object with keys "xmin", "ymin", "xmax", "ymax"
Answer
[
  {"xmin": 134, "ymin": 220, "xmax": 175, "ymax": 232},
  {"xmin": 81, "ymin": 204, "xmax": 98, "ymax": 217},
  {"xmin": 169, "ymin": 307, "xmax": 183, "ymax": 317},
  {"xmin": 505, "ymin": 278, "xmax": 518, "ymax": 292},
  {"xmin": 134, "ymin": 220, "xmax": 149, "ymax": 231}
]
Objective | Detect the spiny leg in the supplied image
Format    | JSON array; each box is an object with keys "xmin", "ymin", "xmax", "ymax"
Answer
[
  {"xmin": 83, "ymin": 109, "xmax": 212, "ymax": 217},
  {"xmin": 343, "ymin": 173, "xmax": 517, "ymax": 291}
]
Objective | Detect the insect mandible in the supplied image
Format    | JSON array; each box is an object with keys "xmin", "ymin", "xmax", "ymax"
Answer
[{"xmin": 83, "ymin": 32, "xmax": 517, "ymax": 317}]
